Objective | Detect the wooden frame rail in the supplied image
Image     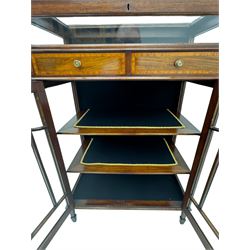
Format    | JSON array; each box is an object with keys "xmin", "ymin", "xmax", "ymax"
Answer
[{"xmin": 32, "ymin": 0, "xmax": 219, "ymax": 17}]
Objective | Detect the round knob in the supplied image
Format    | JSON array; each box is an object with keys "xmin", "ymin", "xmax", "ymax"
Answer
[
  {"xmin": 174, "ymin": 59, "xmax": 184, "ymax": 68},
  {"xmin": 73, "ymin": 59, "xmax": 81, "ymax": 68}
]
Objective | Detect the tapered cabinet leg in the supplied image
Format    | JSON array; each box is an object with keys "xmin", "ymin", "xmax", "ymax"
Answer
[
  {"xmin": 182, "ymin": 82, "xmax": 218, "ymax": 211},
  {"xmin": 32, "ymin": 80, "xmax": 76, "ymax": 223}
]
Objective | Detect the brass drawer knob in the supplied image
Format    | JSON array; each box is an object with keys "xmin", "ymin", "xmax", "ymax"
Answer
[
  {"xmin": 174, "ymin": 59, "xmax": 184, "ymax": 68},
  {"xmin": 73, "ymin": 59, "xmax": 81, "ymax": 68}
]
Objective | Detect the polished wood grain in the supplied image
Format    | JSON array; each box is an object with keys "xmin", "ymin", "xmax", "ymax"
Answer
[
  {"xmin": 67, "ymin": 142, "xmax": 190, "ymax": 174},
  {"xmin": 132, "ymin": 52, "xmax": 218, "ymax": 77},
  {"xmin": 34, "ymin": 76, "xmax": 220, "ymax": 81},
  {"xmin": 32, "ymin": 0, "xmax": 218, "ymax": 16},
  {"xmin": 33, "ymin": 75, "xmax": 219, "ymax": 81},
  {"xmin": 57, "ymin": 111, "xmax": 200, "ymax": 136},
  {"xmin": 74, "ymin": 199, "xmax": 182, "ymax": 210},
  {"xmin": 32, "ymin": 44, "xmax": 218, "ymax": 79},
  {"xmin": 32, "ymin": 43, "xmax": 219, "ymax": 52},
  {"xmin": 32, "ymin": 52, "xmax": 125, "ymax": 76}
]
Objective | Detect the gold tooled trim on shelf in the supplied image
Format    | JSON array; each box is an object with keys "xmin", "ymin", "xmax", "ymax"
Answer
[
  {"xmin": 74, "ymin": 108, "xmax": 185, "ymax": 129},
  {"xmin": 80, "ymin": 138, "xmax": 177, "ymax": 167}
]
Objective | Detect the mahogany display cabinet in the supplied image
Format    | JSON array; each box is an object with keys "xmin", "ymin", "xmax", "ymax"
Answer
[{"xmin": 31, "ymin": 1, "xmax": 219, "ymax": 249}]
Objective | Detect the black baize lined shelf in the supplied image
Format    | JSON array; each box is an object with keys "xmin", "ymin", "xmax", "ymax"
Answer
[
  {"xmin": 73, "ymin": 174, "xmax": 183, "ymax": 209},
  {"xmin": 81, "ymin": 137, "xmax": 177, "ymax": 166},
  {"xmin": 61, "ymin": 81, "xmax": 191, "ymax": 207},
  {"xmin": 74, "ymin": 109, "xmax": 184, "ymax": 129}
]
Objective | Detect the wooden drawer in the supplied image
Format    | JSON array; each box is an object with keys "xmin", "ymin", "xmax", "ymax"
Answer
[
  {"xmin": 32, "ymin": 53, "xmax": 126, "ymax": 76},
  {"xmin": 131, "ymin": 52, "xmax": 218, "ymax": 77}
]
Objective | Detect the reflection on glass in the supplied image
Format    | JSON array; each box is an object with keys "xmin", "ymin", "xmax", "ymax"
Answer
[{"xmin": 31, "ymin": 16, "xmax": 219, "ymax": 44}]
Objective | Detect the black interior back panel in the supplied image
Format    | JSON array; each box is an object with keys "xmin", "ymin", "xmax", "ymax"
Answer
[{"xmin": 75, "ymin": 81, "xmax": 182, "ymax": 111}]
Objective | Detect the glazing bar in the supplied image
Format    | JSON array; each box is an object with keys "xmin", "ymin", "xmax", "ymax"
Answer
[
  {"xmin": 199, "ymin": 151, "xmax": 219, "ymax": 209},
  {"xmin": 184, "ymin": 209, "xmax": 214, "ymax": 250},
  {"xmin": 191, "ymin": 104, "xmax": 218, "ymax": 197},
  {"xmin": 37, "ymin": 207, "xmax": 72, "ymax": 250},
  {"xmin": 31, "ymin": 126, "xmax": 47, "ymax": 132},
  {"xmin": 31, "ymin": 132, "xmax": 57, "ymax": 206},
  {"xmin": 191, "ymin": 196, "xmax": 219, "ymax": 239},
  {"xmin": 31, "ymin": 195, "xmax": 65, "ymax": 239}
]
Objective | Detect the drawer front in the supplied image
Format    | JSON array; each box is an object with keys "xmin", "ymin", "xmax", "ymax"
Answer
[
  {"xmin": 32, "ymin": 53, "xmax": 126, "ymax": 76},
  {"xmin": 131, "ymin": 52, "xmax": 218, "ymax": 77}
]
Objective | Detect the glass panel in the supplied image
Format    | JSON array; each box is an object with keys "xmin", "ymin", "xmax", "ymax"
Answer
[
  {"xmin": 194, "ymin": 27, "xmax": 219, "ymax": 43},
  {"xmin": 31, "ymin": 16, "xmax": 218, "ymax": 44},
  {"xmin": 58, "ymin": 16, "xmax": 200, "ymax": 25},
  {"xmin": 31, "ymin": 26, "xmax": 63, "ymax": 44},
  {"xmin": 59, "ymin": 16, "xmax": 198, "ymax": 44}
]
